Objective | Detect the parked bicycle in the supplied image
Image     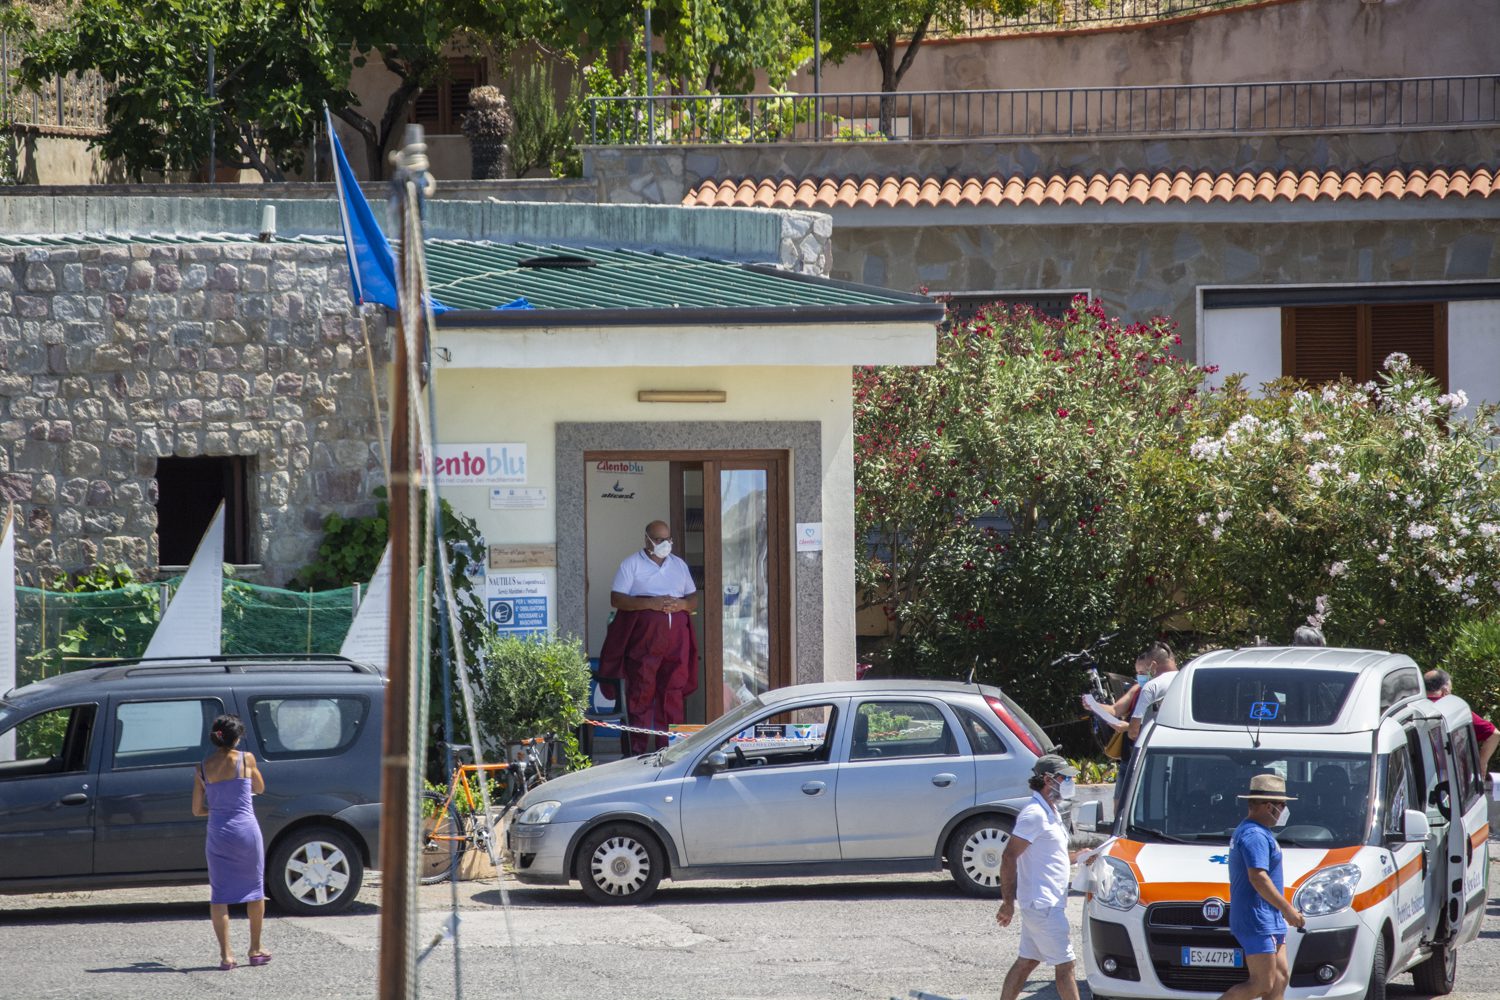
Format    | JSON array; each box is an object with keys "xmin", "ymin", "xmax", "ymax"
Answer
[
  {"xmin": 1050, "ymin": 632, "xmax": 1135, "ymax": 755},
  {"xmin": 419, "ymin": 737, "xmax": 552, "ymax": 885}
]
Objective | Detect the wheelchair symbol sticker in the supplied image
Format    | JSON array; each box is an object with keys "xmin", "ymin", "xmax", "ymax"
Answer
[{"xmin": 1249, "ymin": 701, "xmax": 1280, "ymax": 721}]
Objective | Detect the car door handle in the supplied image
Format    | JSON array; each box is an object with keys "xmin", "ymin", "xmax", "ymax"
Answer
[
  {"xmin": 59, "ymin": 793, "xmax": 89, "ymax": 805},
  {"xmin": 931, "ymin": 773, "xmax": 956, "ymax": 787},
  {"xmin": 801, "ymin": 781, "xmax": 826, "ymax": 795}
]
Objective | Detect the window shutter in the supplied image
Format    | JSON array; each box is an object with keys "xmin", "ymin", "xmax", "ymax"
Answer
[
  {"xmin": 447, "ymin": 60, "xmax": 484, "ymax": 134},
  {"xmin": 1369, "ymin": 302, "xmax": 1446, "ymax": 388},
  {"xmin": 1283, "ymin": 305, "xmax": 1359, "ymax": 383},
  {"xmin": 411, "ymin": 87, "xmax": 441, "ymax": 130}
]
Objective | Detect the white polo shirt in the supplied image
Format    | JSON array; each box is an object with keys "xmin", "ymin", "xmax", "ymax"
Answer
[
  {"xmin": 611, "ymin": 549, "xmax": 697, "ymax": 598},
  {"xmin": 1012, "ymin": 791, "xmax": 1071, "ymax": 908},
  {"xmin": 1131, "ymin": 670, "xmax": 1178, "ymax": 722}
]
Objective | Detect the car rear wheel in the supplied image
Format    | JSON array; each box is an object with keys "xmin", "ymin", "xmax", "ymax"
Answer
[
  {"xmin": 1411, "ymin": 939, "xmax": 1456, "ymax": 995},
  {"xmin": 267, "ymin": 826, "xmax": 364, "ymax": 916},
  {"xmin": 575, "ymin": 822, "xmax": 664, "ymax": 904},
  {"xmin": 946, "ymin": 814, "xmax": 1013, "ymax": 897}
]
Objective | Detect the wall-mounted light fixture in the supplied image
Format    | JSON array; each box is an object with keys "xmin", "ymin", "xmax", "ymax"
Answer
[{"xmin": 637, "ymin": 390, "xmax": 727, "ymax": 403}]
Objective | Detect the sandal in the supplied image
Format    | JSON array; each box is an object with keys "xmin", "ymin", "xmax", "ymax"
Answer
[
  {"xmin": 249, "ymin": 953, "xmax": 272, "ymax": 967},
  {"xmin": 219, "ymin": 960, "xmax": 238, "ymax": 971}
]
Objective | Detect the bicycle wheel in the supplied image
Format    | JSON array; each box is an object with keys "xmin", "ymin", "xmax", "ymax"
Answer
[{"xmin": 419, "ymin": 790, "xmax": 463, "ymax": 885}]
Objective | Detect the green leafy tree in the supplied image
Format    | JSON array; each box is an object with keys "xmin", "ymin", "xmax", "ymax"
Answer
[
  {"xmin": 854, "ymin": 300, "xmax": 1210, "ymax": 719},
  {"xmin": 22, "ymin": 0, "xmax": 352, "ymax": 181},
  {"xmin": 818, "ymin": 0, "xmax": 1060, "ymax": 96}
]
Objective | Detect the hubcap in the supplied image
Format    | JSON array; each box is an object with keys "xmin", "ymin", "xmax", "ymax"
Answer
[
  {"xmin": 285, "ymin": 840, "xmax": 352, "ymax": 906},
  {"xmin": 961, "ymin": 827, "xmax": 1009, "ymax": 887},
  {"xmin": 590, "ymin": 836, "xmax": 650, "ymax": 896}
]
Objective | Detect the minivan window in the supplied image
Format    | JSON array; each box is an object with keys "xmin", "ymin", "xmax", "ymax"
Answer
[
  {"xmin": 0, "ymin": 704, "xmax": 96, "ymax": 773},
  {"xmin": 250, "ymin": 696, "xmax": 368, "ymax": 757},
  {"xmin": 1190, "ymin": 668, "xmax": 1358, "ymax": 727},
  {"xmin": 113, "ymin": 700, "xmax": 221, "ymax": 769},
  {"xmin": 1128, "ymin": 749, "xmax": 1371, "ymax": 847},
  {"xmin": 1453, "ymin": 724, "xmax": 1482, "ymax": 812}
]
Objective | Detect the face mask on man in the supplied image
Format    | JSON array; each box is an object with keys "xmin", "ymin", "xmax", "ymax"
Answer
[
  {"xmin": 1058, "ymin": 777, "xmax": 1076, "ymax": 801},
  {"xmin": 1274, "ymin": 805, "xmax": 1290, "ymax": 827},
  {"xmin": 1135, "ymin": 672, "xmax": 1151, "ymax": 686},
  {"xmin": 649, "ymin": 538, "xmax": 672, "ymax": 559}
]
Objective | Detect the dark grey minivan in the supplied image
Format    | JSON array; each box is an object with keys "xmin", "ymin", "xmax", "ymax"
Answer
[{"xmin": 0, "ymin": 655, "xmax": 383, "ymax": 915}]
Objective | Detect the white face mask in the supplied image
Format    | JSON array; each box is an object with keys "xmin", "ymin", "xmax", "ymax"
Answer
[
  {"xmin": 1274, "ymin": 806, "xmax": 1289, "ymax": 827},
  {"xmin": 1058, "ymin": 777, "xmax": 1076, "ymax": 800},
  {"xmin": 649, "ymin": 538, "xmax": 672, "ymax": 559}
]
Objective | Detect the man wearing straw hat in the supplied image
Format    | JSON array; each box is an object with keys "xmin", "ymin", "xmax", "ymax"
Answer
[{"xmin": 1218, "ymin": 773, "xmax": 1306, "ymax": 1000}]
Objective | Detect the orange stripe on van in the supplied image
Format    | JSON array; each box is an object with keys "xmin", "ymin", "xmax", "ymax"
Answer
[
  {"xmin": 1137, "ymin": 881, "xmax": 1232, "ymax": 905},
  {"xmin": 1471, "ymin": 825, "xmax": 1490, "ymax": 850},
  {"xmin": 1286, "ymin": 847, "xmax": 1362, "ymax": 894},
  {"xmin": 1352, "ymin": 855, "xmax": 1423, "ymax": 912},
  {"xmin": 1107, "ymin": 838, "xmax": 1146, "ymax": 883}
]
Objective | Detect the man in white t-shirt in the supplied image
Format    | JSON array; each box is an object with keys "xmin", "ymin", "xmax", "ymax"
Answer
[
  {"xmin": 997, "ymin": 754, "xmax": 1084, "ymax": 1000},
  {"xmin": 598, "ymin": 520, "xmax": 701, "ymax": 754},
  {"xmin": 1127, "ymin": 641, "xmax": 1178, "ymax": 741}
]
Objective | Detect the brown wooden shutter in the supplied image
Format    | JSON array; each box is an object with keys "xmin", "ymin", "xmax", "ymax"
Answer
[
  {"xmin": 1369, "ymin": 302, "xmax": 1447, "ymax": 389},
  {"xmin": 411, "ymin": 87, "xmax": 442, "ymax": 131},
  {"xmin": 447, "ymin": 60, "xmax": 484, "ymax": 135},
  {"xmin": 1282, "ymin": 305, "xmax": 1359, "ymax": 383}
]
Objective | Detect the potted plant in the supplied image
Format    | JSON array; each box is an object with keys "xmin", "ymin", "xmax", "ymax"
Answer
[{"xmin": 473, "ymin": 631, "xmax": 591, "ymax": 771}]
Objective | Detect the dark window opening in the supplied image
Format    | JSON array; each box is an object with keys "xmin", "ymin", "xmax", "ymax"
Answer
[
  {"xmin": 155, "ymin": 456, "xmax": 252, "ymax": 565},
  {"xmin": 1281, "ymin": 303, "xmax": 1448, "ymax": 388},
  {"xmin": 410, "ymin": 57, "xmax": 485, "ymax": 135},
  {"xmin": 939, "ymin": 292, "xmax": 1086, "ymax": 323},
  {"xmin": 1190, "ymin": 668, "xmax": 1358, "ymax": 727}
]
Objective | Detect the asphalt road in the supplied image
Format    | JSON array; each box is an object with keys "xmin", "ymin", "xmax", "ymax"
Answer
[{"xmin": 3, "ymin": 865, "xmax": 1499, "ymax": 1000}]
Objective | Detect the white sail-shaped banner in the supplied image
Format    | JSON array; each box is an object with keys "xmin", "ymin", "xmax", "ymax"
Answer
[
  {"xmin": 339, "ymin": 542, "xmax": 391, "ymax": 673},
  {"xmin": 0, "ymin": 506, "xmax": 16, "ymax": 758},
  {"xmin": 143, "ymin": 503, "xmax": 224, "ymax": 658}
]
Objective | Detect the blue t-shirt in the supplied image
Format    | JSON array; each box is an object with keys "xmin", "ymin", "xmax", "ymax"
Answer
[{"xmin": 1228, "ymin": 817, "xmax": 1285, "ymax": 937}]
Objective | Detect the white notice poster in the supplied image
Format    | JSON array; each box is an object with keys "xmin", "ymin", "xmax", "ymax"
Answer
[
  {"xmin": 485, "ymin": 571, "xmax": 551, "ymax": 638},
  {"xmin": 143, "ymin": 503, "xmax": 224, "ymax": 658},
  {"xmin": 339, "ymin": 543, "xmax": 392, "ymax": 672},
  {"xmin": 0, "ymin": 508, "xmax": 14, "ymax": 759}
]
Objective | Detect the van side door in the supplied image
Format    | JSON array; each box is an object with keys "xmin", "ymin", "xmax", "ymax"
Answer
[
  {"xmin": 1444, "ymin": 718, "xmax": 1489, "ymax": 946},
  {"xmin": 93, "ymin": 696, "xmax": 226, "ymax": 875},
  {"xmin": 0, "ymin": 703, "xmax": 99, "ymax": 879},
  {"xmin": 1381, "ymin": 742, "xmax": 1427, "ymax": 969}
]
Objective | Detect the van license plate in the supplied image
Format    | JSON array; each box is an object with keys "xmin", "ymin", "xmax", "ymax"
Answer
[{"xmin": 1181, "ymin": 947, "xmax": 1244, "ymax": 968}]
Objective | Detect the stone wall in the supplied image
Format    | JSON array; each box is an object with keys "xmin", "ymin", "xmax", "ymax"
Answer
[
  {"xmin": 0, "ymin": 240, "xmax": 387, "ymax": 585},
  {"xmin": 831, "ymin": 217, "xmax": 1500, "ymax": 356}
]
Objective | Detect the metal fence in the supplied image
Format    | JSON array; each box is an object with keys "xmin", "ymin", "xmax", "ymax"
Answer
[
  {"xmin": 953, "ymin": 0, "xmax": 1258, "ymax": 36},
  {"xmin": 586, "ymin": 76, "xmax": 1500, "ymax": 145},
  {"xmin": 0, "ymin": 30, "xmax": 108, "ymax": 133}
]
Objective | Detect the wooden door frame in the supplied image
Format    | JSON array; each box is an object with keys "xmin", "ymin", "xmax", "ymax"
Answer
[{"xmin": 584, "ymin": 450, "xmax": 792, "ymax": 722}]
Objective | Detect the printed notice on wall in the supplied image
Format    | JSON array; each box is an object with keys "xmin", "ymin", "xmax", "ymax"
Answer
[
  {"xmin": 795, "ymin": 522, "xmax": 824, "ymax": 552},
  {"xmin": 490, "ymin": 487, "xmax": 547, "ymax": 510},
  {"xmin": 486, "ymin": 571, "xmax": 550, "ymax": 637},
  {"xmin": 427, "ymin": 443, "xmax": 527, "ymax": 486}
]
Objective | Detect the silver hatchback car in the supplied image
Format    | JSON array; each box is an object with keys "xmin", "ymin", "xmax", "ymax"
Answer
[{"xmin": 507, "ymin": 679, "xmax": 1059, "ymax": 903}]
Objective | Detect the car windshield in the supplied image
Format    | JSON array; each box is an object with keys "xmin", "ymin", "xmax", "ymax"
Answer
[
  {"xmin": 657, "ymin": 697, "xmax": 766, "ymax": 765},
  {"xmin": 1128, "ymin": 748, "xmax": 1372, "ymax": 848}
]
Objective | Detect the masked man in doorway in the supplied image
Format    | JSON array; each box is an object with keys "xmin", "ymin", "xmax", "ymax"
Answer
[{"xmin": 599, "ymin": 520, "xmax": 700, "ymax": 755}]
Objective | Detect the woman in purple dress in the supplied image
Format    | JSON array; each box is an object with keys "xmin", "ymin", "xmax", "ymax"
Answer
[{"xmin": 191, "ymin": 713, "xmax": 271, "ymax": 970}]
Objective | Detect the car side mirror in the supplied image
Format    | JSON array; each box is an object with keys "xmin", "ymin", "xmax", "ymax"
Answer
[
  {"xmin": 1402, "ymin": 808, "xmax": 1431, "ymax": 843},
  {"xmin": 1072, "ymin": 799, "xmax": 1100, "ymax": 834},
  {"xmin": 699, "ymin": 751, "xmax": 728, "ymax": 776}
]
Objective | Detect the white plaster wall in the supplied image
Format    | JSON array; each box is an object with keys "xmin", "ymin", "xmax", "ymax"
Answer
[
  {"xmin": 1449, "ymin": 301, "xmax": 1500, "ymax": 407},
  {"xmin": 431, "ymin": 365, "xmax": 857, "ymax": 681},
  {"xmin": 1201, "ymin": 307, "xmax": 1281, "ymax": 395}
]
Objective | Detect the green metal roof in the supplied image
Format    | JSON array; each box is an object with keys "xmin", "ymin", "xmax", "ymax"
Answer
[{"xmin": 0, "ymin": 232, "xmax": 942, "ymax": 327}]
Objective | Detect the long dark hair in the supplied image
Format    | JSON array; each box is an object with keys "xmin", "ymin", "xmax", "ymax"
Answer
[{"xmin": 209, "ymin": 714, "xmax": 245, "ymax": 750}]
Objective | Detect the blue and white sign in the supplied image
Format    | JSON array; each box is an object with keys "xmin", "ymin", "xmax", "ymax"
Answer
[
  {"xmin": 486, "ymin": 570, "xmax": 550, "ymax": 637},
  {"xmin": 1249, "ymin": 701, "xmax": 1280, "ymax": 721}
]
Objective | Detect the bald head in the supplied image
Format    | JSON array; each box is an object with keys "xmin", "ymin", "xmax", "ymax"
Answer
[{"xmin": 645, "ymin": 520, "xmax": 669, "ymax": 541}]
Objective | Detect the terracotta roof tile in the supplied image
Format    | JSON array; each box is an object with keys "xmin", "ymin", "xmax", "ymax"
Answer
[{"xmin": 682, "ymin": 168, "xmax": 1499, "ymax": 210}]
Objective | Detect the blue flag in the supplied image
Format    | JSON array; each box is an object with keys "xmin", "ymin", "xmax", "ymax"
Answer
[{"xmin": 324, "ymin": 108, "xmax": 448, "ymax": 313}]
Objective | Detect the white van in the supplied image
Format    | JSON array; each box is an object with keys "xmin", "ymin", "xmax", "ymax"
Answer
[{"xmin": 1075, "ymin": 648, "xmax": 1489, "ymax": 999}]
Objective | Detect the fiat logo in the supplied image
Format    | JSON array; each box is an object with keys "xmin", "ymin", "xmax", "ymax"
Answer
[{"xmin": 1202, "ymin": 898, "xmax": 1226, "ymax": 922}]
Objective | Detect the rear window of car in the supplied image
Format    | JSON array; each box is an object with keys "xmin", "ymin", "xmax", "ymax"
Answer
[
  {"xmin": 1190, "ymin": 668, "xmax": 1358, "ymax": 727},
  {"xmin": 249, "ymin": 696, "xmax": 368, "ymax": 758}
]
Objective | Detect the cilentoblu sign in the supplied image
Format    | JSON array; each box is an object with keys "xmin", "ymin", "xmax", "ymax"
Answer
[{"xmin": 429, "ymin": 443, "xmax": 527, "ymax": 486}]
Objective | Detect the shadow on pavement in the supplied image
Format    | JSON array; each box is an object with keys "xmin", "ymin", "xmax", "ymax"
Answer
[
  {"xmin": 474, "ymin": 875, "xmax": 962, "ymax": 909},
  {"xmin": 0, "ymin": 898, "xmax": 379, "ymax": 923},
  {"xmin": 84, "ymin": 960, "xmax": 224, "ymax": 974}
]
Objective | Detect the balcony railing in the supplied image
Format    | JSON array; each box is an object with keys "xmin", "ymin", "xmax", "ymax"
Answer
[
  {"xmin": 586, "ymin": 75, "xmax": 1500, "ymax": 146},
  {"xmin": 1, "ymin": 30, "xmax": 108, "ymax": 134},
  {"xmin": 951, "ymin": 0, "xmax": 1261, "ymax": 37}
]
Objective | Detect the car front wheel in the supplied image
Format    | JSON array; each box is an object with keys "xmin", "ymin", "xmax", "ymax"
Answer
[
  {"xmin": 575, "ymin": 822, "xmax": 664, "ymax": 904},
  {"xmin": 946, "ymin": 814, "xmax": 1013, "ymax": 897},
  {"xmin": 267, "ymin": 826, "xmax": 365, "ymax": 916}
]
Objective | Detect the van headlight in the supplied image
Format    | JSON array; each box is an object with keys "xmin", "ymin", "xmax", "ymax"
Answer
[
  {"xmin": 1294, "ymin": 863, "xmax": 1361, "ymax": 916},
  {"xmin": 517, "ymin": 800, "xmax": 561, "ymax": 825},
  {"xmin": 1094, "ymin": 856, "xmax": 1140, "ymax": 911}
]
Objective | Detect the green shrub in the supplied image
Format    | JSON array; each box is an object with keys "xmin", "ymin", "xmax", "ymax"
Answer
[
  {"xmin": 473, "ymin": 632, "xmax": 591, "ymax": 749},
  {"xmin": 1443, "ymin": 617, "xmax": 1500, "ymax": 722}
]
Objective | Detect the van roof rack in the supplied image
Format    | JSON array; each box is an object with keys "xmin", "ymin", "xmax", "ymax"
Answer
[{"xmin": 89, "ymin": 654, "xmax": 380, "ymax": 679}]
